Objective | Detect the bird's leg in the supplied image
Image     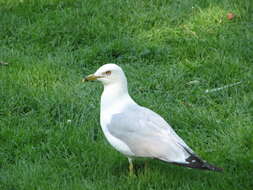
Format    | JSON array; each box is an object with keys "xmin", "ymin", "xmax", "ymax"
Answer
[{"xmin": 128, "ymin": 157, "xmax": 134, "ymax": 176}]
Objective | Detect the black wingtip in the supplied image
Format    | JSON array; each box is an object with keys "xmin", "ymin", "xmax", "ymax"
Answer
[
  {"xmin": 170, "ymin": 154, "xmax": 223, "ymax": 172},
  {"xmin": 202, "ymin": 162, "xmax": 223, "ymax": 172},
  {"xmin": 171, "ymin": 147, "xmax": 224, "ymax": 172}
]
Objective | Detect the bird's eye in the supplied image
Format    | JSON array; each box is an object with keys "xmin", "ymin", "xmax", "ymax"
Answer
[{"xmin": 105, "ymin": 71, "xmax": 111, "ymax": 76}]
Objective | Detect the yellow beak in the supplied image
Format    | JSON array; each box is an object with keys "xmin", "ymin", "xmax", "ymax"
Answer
[{"xmin": 82, "ymin": 74, "xmax": 103, "ymax": 82}]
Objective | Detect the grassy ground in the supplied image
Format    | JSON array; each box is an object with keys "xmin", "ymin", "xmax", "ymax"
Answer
[{"xmin": 0, "ymin": 0, "xmax": 252, "ymax": 189}]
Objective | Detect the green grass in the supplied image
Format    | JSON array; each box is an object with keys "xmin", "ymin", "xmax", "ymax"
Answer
[{"xmin": 0, "ymin": 0, "xmax": 252, "ymax": 189}]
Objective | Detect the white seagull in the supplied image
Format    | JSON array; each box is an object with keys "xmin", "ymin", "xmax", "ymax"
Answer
[{"xmin": 84, "ymin": 63, "xmax": 222, "ymax": 174}]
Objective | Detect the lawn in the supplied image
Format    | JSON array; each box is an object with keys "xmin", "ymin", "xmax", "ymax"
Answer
[{"xmin": 0, "ymin": 0, "xmax": 252, "ymax": 189}]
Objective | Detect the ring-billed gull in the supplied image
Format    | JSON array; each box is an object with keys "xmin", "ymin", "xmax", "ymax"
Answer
[{"xmin": 84, "ymin": 63, "xmax": 222, "ymax": 174}]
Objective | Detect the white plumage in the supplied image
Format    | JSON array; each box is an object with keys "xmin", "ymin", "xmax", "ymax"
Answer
[{"xmin": 84, "ymin": 63, "xmax": 222, "ymax": 173}]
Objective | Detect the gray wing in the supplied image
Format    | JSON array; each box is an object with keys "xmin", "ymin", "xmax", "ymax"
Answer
[{"xmin": 107, "ymin": 105, "xmax": 194, "ymax": 163}]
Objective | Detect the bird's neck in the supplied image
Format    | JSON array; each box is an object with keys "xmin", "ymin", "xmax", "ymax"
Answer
[{"xmin": 100, "ymin": 82, "xmax": 136, "ymax": 114}]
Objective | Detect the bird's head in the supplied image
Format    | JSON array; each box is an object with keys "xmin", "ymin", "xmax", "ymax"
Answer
[{"xmin": 83, "ymin": 63, "xmax": 127, "ymax": 86}]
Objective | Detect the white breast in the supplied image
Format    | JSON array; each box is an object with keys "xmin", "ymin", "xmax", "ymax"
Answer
[{"xmin": 100, "ymin": 91, "xmax": 136, "ymax": 157}]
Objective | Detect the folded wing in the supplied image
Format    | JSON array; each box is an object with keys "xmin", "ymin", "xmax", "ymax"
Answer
[
  {"xmin": 107, "ymin": 105, "xmax": 223, "ymax": 172},
  {"xmin": 108, "ymin": 105, "xmax": 193, "ymax": 163}
]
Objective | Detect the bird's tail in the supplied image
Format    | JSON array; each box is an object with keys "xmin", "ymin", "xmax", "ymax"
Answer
[{"xmin": 171, "ymin": 147, "xmax": 223, "ymax": 172}]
